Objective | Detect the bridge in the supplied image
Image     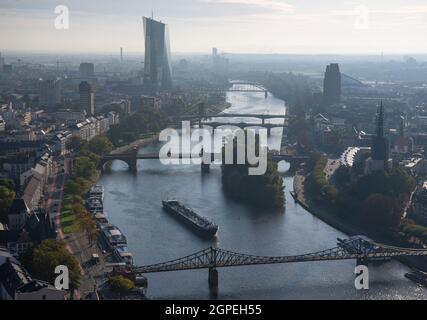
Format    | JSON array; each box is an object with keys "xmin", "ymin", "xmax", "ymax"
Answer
[
  {"xmin": 196, "ymin": 81, "xmax": 268, "ymax": 97},
  {"xmin": 200, "ymin": 121, "xmax": 287, "ymax": 136},
  {"xmin": 129, "ymin": 237, "xmax": 427, "ymax": 289},
  {"xmin": 98, "ymin": 148, "xmax": 305, "ymax": 173}
]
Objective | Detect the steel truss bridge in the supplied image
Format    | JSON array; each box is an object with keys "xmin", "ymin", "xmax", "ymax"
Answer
[
  {"xmin": 196, "ymin": 81, "xmax": 268, "ymax": 94},
  {"xmin": 130, "ymin": 238, "xmax": 427, "ymax": 288}
]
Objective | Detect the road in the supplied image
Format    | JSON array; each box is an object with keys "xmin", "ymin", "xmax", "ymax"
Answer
[{"xmin": 324, "ymin": 158, "xmax": 341, "ymax": 183}]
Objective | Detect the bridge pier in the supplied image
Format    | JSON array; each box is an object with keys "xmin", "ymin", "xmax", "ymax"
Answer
[
  {"xmin": 208, "ymin": 267, "xmax": 218, "ymax": 289},
  {"xmin": 356, "ymin": 257, "xmax": 368, "ymax": 266},
  {"xmin": 201, "ymin": 161, "xmax": 210, "ymax": 173},
  {"xmin": 267, "ymin": 127, "xmax": 271, "ymax": 136},
  {"xmin": 129, "ymin": 147, "xmax": 138, "ymax": 173},
  {"xmin": 265, "ymin": 91, "xmax": 268, "ymax": 99}
]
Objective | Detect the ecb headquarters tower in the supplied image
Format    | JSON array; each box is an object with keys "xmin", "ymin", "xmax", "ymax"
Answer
[{"xmin": 143, "ymin": 17, "xmax": 173, "ymax": 93}]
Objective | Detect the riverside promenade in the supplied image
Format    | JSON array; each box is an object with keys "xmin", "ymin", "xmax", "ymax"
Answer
[{"xmin": 58, "ymin": 135, "xmax": 159, "ymax": 299}]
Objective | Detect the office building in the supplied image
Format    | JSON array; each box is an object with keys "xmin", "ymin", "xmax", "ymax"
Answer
[
  {"xmin": 38, "ymin": 79, "xmax": 61, "ymax": 109},
  {"xmin": 323, "ymin": 63, "xmax": 341, "ymax": 106},
  {"xmin": 79, "ymin": 62, "xmax": 95, "ymax": 80},
  {"xmin": 79, "ymin": 81, "xmax": 95, "ymax": 116},
  {"xmin": 143, "ymin": 16, "xmax": 173, "ymax": 93}
]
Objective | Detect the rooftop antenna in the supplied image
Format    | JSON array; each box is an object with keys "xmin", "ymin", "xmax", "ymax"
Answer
[{"xmin": 151, "ymin": 9, "xmax": 154, "ymax": 20}]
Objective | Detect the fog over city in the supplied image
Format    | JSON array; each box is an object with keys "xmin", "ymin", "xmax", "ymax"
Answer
[{"xmin": 1, "ymin": 0, "xmax": 427, "ymax": 54}]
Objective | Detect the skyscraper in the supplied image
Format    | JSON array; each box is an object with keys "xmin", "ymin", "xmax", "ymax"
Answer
[
  {"xmin": 323, "ymin": 63, "xmax": 341, "ymax": 106},
  {"xmin": 0, "ymin": 52, "xmax": 4, "ymax": 70},
  {"xmin": 143, "ymin": 16, "xmax": 172, "ymax": 93},
  {"xmin": 39, "ymin": 79, "xmax": 61, "ymax": 109},
  {"xmin": 79, "ymin": 81, "xmax": 95, "ymax": 116},
  {"xmin": 79, "ymin": 62, "xmax": 95, "ymax": 80}
]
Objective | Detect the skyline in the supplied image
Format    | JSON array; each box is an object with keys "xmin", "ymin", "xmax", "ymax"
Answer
[{"xmin": 0, "ymin": 0, "xmax": 427, "ymax": 54}]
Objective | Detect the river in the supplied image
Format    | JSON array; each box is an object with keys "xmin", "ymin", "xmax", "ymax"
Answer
[{"xmin": 99, "ymin": 86, "xmax": 427, "ymax": 299}]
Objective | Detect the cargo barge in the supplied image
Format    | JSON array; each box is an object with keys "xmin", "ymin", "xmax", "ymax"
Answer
[
  {"xmin": 405, "ymin": 270, "xmax": 427, "ymax": 287},
  {"xmin": 162, "ymin": 200, "xmax": 218, "ymax": 239}
]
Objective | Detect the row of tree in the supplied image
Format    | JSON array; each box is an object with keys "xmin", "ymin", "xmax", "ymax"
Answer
[
  {"xmin": 107, "ymin": 108, "xmax": 169, "ymax": 146},
  {"xmin": 0, "ymin": 178, "xmax": 15, "ymax": 224},
  {"xmin": 63, "ymin": 135, "xmax": 113, "ymax": 240}
]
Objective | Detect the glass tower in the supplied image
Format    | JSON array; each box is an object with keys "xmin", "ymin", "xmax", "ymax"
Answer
[{"xmin": 143, "ymin": 17, "xmax": 173, "ymax": 93}]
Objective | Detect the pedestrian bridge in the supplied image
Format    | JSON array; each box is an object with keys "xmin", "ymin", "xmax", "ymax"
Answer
[{"xmin": 129, "ymin": 237, "xmax": 427, "ymax": 288}]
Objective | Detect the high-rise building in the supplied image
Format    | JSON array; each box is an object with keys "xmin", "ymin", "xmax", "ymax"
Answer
[
  {"xmin": 0, "ymin": 52, "xmax": 4, "ymax": 70},
  {"xmin": 323, "ymin": 63, "xmax": 341, "ymax": 106},
  {"xmin": 143, "ymin": 16, "xmax": 172, "ymax": 93},
  {"xmin": 39, "ymin": 79, "xmax": 61, "ymax": 109},
  {"xmin": 79, "ymin": 62, "xmax": 95, "ymax": 80},
  {"xmin": 79, "ymin": 81, "xmax": 95, "ymax": 116}
]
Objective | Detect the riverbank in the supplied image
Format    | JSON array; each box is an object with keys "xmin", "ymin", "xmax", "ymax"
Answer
[
  {"xmin": 291, "ymin": 170, "xmax": 362, "ymax": 236},
  {"xmin": 58, "ymin": 135, "xmax": 159, "ymax": 299},
  {"xmin": 292, "ymin": 169, "xmax": 427, "ymax": 271}
]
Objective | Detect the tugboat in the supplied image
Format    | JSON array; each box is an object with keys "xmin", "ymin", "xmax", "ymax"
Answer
[
  {"xmin": 162, "ymin": 200, "xmax": 218, "ymax": 239},
  {"xmin": 405, "ymin": 269, "xmax": 427, "ymax": 287}
]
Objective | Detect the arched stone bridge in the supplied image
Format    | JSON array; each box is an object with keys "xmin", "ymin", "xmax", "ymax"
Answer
[{"xmin": 98, "ymin": 147, "xmax": 309, "ymax": 173}]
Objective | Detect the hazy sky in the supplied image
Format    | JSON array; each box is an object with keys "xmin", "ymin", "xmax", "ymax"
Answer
[{"xmin": 1, "ymin": 0, "xmax": 427, "ymax": 54}]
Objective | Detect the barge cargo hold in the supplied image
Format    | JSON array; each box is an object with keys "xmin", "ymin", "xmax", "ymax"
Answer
[{"xmin": 162, "ymin": 200, "xmax": 218, "ymax": 239}]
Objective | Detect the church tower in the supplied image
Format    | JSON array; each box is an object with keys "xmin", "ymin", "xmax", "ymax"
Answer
[{"xmin": 364, "ymin": 101, "xmax": 392, "ymax": 174}]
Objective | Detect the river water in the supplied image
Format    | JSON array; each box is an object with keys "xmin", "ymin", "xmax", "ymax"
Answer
[{"xmin": 99, "ymin": 87, "xmax": 427, "ymax": 299}]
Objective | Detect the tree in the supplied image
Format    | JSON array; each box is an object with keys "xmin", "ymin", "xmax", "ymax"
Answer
[
  {"xmin": 221, "ymin": 132, "xmax": 284, "ymax": 210},
  {"xmin": 87, "ymin": 135, "xmax": 113, "ymax": 156},
  {"xmin": 73, "ymin": 156, "xmax": 96, "ymax": 179},
  {"xmin": 22, "ymin": 239, "xmax": 81, "ymax": 291},
  {"xmin": 334, "ymin": 166, "xmax": 351, "ymax": 189},
  {"xmin": 0, "ymin": 178, "xmax": 15, "ymax": 190},
  {"xmin": 75, "ymin": 208, "xmax": 98, "ymax": 246},
  {"xmin": 0, "ymin": 185, "xmax": 15, "ymax": 223},
  {"xmin": 360, "ymin": 194, "xmax": 402, "ymax": 233},
  {"xmin": 66, "ymin": 136, "xmax": 86, "ymax": 152},
  {"xmin": 64, "ymin": 180, "xmax": 84, "ymax": 196},
  {"xmin": 109, "ymin": 275, "xmax": 135, "ymax": 299}
]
